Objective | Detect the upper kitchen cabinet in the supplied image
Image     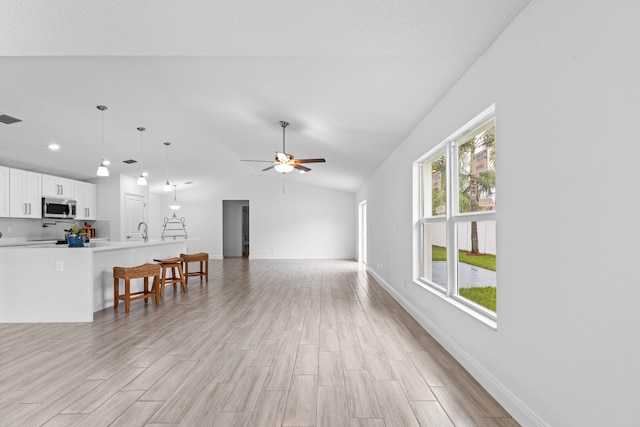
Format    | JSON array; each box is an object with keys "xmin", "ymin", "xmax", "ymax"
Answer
[
  {"xmin": 0, "ymin": 166, "xmax": 9, "ymax": 217},
  {"xmin": 75, "ymin": 181, "xmax": 97, "ymax": 220},
  {"xmin": 42, "ymin": 174, "xmax": 74, "ymax": 198},
  {"xmin": 10, "ymin": 168, "xmax": 42, "ymax": 218}
]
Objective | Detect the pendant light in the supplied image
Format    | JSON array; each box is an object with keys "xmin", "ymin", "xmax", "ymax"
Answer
[
  {"xmin": 137, "ymin": 127, "xmax": 147, "ymax": 185},
  {"xmin": 169, "ymin": 184, "xmax": 181, "ymax": 210},
  {"xmin": 96, "ymin": 105, "xmax": 109, "ymax": 176},
  {"xmin": 163, "ymin": 142, "xmax": 172, "ymax": 191}
]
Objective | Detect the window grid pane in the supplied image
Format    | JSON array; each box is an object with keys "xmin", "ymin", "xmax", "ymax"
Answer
[
  {"xmin": 457, "ymin": 119, "xmax": 496, "ymax": 215},
  {"xmin": 422, "ymin": 150, "xmax": 447, "ymax": 218},
  {"xmin": 455, "ymin": 220, "xmax": 496, "ymax": 312},
  {"xmin": 422, "ymin": 222, "xmax": 447, "ymax": 288}
]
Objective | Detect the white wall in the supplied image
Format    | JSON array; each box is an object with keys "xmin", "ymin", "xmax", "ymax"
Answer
[
  {"xmin": 357, "ymin": 1, "xmax": 640, "ymax": 426},
  {"xmin": 95, "ymin": 174, "xmax": 150, "ymax": 242},
  {"xmin": 148, "ymin": 175, "xmax": 355, "ymax": 260},
  {"xmin": 94, "ymin": 174, "xmax": 120, "ymax": 239}
]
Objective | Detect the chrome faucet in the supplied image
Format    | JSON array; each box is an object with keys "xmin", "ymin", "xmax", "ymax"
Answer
[{"xmin": 137, "ymin": 221, "xmax": 148, "ymax": 242}]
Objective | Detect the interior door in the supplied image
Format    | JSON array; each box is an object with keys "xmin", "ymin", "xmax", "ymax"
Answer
[
  {"xmin": 124, "ymin": 193, "xmax": 146, "ymax": 240},
  {"xmin": 359, "ymin": 200, "xmax": 367, "ymax": 264}
]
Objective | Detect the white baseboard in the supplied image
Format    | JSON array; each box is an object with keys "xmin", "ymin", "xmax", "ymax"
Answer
[{"xmin": 366, "ymin": 267, "xmax": 548, "ymax": 427}]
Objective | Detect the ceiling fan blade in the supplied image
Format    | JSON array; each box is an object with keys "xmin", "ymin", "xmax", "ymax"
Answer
[
  {"xmin": 241, "ymin": 159, "xmax": 273, "ymax": 163},
  {"xmin": 294, "ymin": 164, "xmax": 311, "ymax": 172},
  {"xmin": 261, "ymin": 164, "xmax": 276, "ymax": 172},
  {"xmin": 293, "ymin": 158, "xmax": 326, "ymax": 164}
]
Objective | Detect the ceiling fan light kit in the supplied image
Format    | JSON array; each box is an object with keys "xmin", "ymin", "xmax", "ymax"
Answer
[
  {"xmin": 242, "ymin": 120, "xmax": 326, "ymax": 174},
  {"xmin": 274, "ymin": 162, "xmax": 294, "ymax": 173}
]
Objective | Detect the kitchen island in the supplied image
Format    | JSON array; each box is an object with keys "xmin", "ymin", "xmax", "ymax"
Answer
[{"xmin": 0, "ymin": 239, "xmax": 188, "ymax": 323}]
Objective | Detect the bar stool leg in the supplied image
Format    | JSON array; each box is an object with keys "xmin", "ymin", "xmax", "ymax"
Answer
[
  {"xmin": 153, "ymin": 275, "xmax": 160, "ymax": 305},
  {"xmin": 143, "ymin": 277, "xmax": 149, "ymax": 304},
  {"xmin": 125, "ymin": 279, "xmax": 131, "ymax": 313},
  {"xmin": 171, "ymin": 266, "xmax": 177, "ymax": 292},
  {"xmin": 178, "ymin": 264, "xmax": 187, "ymax": 293},
  {"xmin": 160, "ymin": 266, "xmax": 166, "ymax": 297},
  {"xmin": 114, "ymin": 278, "xmax": 119, "ymax": 310}
]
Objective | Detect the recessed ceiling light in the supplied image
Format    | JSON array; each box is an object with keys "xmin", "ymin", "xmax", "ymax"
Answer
[
  {"xmin": 185, "ymin": 181, "xmax": 193, "ymax": 185},
  {"xmin": 48, "ymin": 143, "xmax": 60, "ymax": 151}
]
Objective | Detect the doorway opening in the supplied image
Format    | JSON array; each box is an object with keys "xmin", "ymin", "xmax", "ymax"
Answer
[
  {"xmin": 222, "ymin": 200, "xmax": 249, "ymax": 258},
  {"xmin": 358, "ymin": 200, "xmax": 367, "ymax": 264}
]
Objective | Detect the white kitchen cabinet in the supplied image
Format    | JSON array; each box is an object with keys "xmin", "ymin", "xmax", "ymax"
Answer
[
  {"xmin": 10, "ymin": 168, "xmax": 42, "ymax": 218},
  {"xmin": 42, "ymin": 174, "xmax": 74, "ymax": 198},
  {"xmin": 0, "ymin": 166, "xmax": 9, "ymax": 217},
  {"xmin": 75, "ymin": 180, "xmax": 98, "ymax": 220}
]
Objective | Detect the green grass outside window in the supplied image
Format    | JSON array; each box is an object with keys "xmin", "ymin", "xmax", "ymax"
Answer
[{"xmin": 431, "ymin": 245, "xmax": 496, "ymax": 312}]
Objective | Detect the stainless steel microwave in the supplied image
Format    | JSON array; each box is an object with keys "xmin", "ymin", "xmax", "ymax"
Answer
[{"xmin": 42, "ymin": 197, "xmax": 76, "ymax": 219}]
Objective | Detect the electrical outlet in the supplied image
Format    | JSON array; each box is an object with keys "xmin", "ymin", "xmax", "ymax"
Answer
[{"xmin": 56, "ymin": 261, "xmax": 63, "ymax": 272}]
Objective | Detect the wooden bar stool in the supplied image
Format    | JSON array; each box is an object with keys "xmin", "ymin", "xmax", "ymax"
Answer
[
  {"xmin": 180, "ymin": 252, "xmax": 209, "ymax": 285},
  {"xmin": 113, "ymin": 263, "xmax": 161, "ymax": 313},
  {"xmin": 153, "ymin": 257, "xmax": 187, "ymax": 297}
]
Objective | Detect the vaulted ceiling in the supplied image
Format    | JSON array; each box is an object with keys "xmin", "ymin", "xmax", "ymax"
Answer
[{"xmin": 0, "ymin": 0, "xmax": 530, "ymax": 193}]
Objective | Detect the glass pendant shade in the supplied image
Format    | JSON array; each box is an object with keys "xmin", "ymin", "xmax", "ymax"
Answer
[
  {"xmin": 275, "ymin": 163, "xmax": 294, "ymax": 173},
  {"xmin": 97, "ymin": 159, "xmax": 109, "ymax": 176},
  {"xmin": 137, "ymin": 173, "xmax": 147, "ymax": 185},
  {"xmin": 164, "ymin": 179, "xmax": 172, "ymax": 192}
]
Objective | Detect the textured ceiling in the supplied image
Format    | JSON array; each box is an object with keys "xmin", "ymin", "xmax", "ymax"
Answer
[{"xmin": 0, "ymin": 0, "xmax": 531, "ymax": 193}]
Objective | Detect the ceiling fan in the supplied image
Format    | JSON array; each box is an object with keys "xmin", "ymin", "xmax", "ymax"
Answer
[{"xmin": 242, "ymin": 121, "xmax": 326, "ymax": 174}]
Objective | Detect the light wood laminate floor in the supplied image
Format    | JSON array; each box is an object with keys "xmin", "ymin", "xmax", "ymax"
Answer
[{"xmin": 0, "ymin": 259, "xmax": 518, "ymax": 426}]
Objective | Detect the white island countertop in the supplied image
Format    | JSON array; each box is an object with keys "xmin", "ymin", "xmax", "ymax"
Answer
[
  {"xmin": 17, "ymin": 239, "xmax": 185, "ymax": 252},
  {"xmin": 0, "ymin": 238, "xmax": 190, "ymax": 323}
]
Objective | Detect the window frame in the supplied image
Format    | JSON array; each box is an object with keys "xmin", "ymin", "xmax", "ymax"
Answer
[{"xmin": 415, "ymin": 104, "xmax": 497, "ymax": 325}]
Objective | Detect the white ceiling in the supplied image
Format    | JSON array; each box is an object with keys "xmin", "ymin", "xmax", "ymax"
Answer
[{"xmin": 0, "ymin": 0, "xmax": 530, "ymax": 194}]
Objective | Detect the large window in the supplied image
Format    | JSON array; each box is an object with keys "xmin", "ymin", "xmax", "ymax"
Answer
[{"xmin": 416, "ymin": 105, "xmax": 496, "ymax": 321}]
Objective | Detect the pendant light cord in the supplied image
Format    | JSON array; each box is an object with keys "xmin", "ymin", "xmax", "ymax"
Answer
[
  {"xmin": 138, "ymin": 127, "xmax": 145, "ymax": 172},
  {"xmin": 101, "ymin": 109, "xmax": 104, "ymax": 157}
]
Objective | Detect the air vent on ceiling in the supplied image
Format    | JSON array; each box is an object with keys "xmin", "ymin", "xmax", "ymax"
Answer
[
  {"xmin": 123, "ymin": 159, "xmax": 138, "ymax": 164},
  {"xmin": 0, "ymin": 114, "xmax": 22, "ymax": 125}
]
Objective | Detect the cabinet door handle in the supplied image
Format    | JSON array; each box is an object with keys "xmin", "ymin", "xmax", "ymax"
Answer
[
  {"xmin": 23, "ymin": 203, "xmax": 27, "ymax": 214},
  {"xmin": 28, "ymin": 203, "xmax": 31, "ymax": 215}
]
